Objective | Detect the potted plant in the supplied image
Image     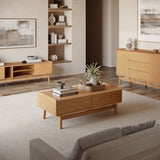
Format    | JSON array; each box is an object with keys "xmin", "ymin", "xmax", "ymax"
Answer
[{"xmin": 85, "ymin": 62, "xmax": 102, "ymax": 86}]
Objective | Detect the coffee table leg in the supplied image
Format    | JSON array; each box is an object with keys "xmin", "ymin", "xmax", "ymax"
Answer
[
  {"xmin": 43, "ymin": 110, "xmax": 46, "ymax": 119},
  {"xmin": 114, "ymin": 104, "xmax": 118, "ymax": 115},
  {"xmin": 58, "ymin": 116, "xmax": 63, "ymax": 129}
]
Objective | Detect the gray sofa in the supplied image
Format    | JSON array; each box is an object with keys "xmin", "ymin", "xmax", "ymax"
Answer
[{"xmin": 30, "ymin": 120, "xmax": 160, "ymax": 160}]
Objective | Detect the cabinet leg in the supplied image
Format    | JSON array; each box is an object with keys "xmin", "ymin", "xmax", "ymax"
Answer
[
  {"xmin": 48, "ymin": 75, "xmax": 50, "ymax": 82},
  {"xmin": 119, "ymin": 77, "xmax": 121, "ymax": 85},
  {"xmin": 114, "ymin": 104, "xmax": 118, "ymax": 115},
  {"xmin": 58, "ymin": 116, "xmax": 63, "ymax": 129},
  {"xmin": 43, "ymin": 110, "xmax": 46, "ymax": 119}
]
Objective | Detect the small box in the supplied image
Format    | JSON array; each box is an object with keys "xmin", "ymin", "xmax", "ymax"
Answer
[{"xmin": 58, "ymin": 15, "xmax": 65, "ymax": 22}]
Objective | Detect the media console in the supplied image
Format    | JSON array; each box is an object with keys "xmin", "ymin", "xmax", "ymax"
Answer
[{"xmin": 0, "ymin": 60, "xmax": 52, "ymax": 86}]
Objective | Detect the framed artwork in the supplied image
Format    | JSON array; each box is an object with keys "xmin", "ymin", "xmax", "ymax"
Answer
[
  {"xmin": 138, "ymin": 0, "xmax": 160, "ymax": 42},
  {"xmin": 0, "ymin": 18, "xmax": 36, "ymax": 49}
]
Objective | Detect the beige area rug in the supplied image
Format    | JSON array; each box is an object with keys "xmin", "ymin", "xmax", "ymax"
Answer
[{"xmin": 0, "ymin": 90, "xmax": 160, "ymax": 160}]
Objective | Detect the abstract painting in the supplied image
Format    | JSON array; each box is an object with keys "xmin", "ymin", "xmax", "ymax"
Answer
[
  {"xmin": 138, "ymin": 0, "xmax": 160, "ymax": 42},
  {"xmin": 0, "ymin": 19, "xmax": 36, "ymax": 49}
]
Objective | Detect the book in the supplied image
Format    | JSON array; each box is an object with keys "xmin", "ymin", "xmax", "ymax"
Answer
[
  {"xmin": 53, "ymin": 87, "xmax": 77, "ymax": 94},
  {"xmin": 25, "ymin": 59, "xmax": 42, "ymax": 64},
  {"xmin": 52, "ymin": 91, "xmax": 78, "ymax": 97}
]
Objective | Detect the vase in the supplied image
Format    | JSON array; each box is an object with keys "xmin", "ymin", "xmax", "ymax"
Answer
[{"xmin": 89, "ymin": 77, "xmax": 97, "ymax": 86}]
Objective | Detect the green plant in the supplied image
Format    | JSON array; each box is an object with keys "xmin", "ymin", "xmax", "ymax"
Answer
[{"xmin": 85, "ymin": 62, "xmax": 102, "ymax": 79}]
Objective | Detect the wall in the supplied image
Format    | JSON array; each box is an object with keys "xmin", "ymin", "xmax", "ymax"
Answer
[
  {"xmin": 53, "ymin": 0, "xmax": 86, "ymax": 77},
  {"xmin": 102, "ymin": 0, "xmax": 119, "ymax": 67},
  {"xmin": 0, "ymin": 0, "xmax": 48, "ymax": 62},
  {"xmin": 119, "ymin": 0, "xmax": 160, "ymax": 49},
  {"xmin": 0, "ymin": 0, "xmax": 86, "ymax": 77}
]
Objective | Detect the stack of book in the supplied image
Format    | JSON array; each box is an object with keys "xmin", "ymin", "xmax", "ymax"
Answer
[{"xmin": 53, "ymin": 87, "xmax": 78, "ymax": 97}]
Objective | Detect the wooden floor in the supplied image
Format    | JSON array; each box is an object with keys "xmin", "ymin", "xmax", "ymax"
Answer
[{"xmin": 0, "ymin": 67, "xmax": 160, "ymax": 100}]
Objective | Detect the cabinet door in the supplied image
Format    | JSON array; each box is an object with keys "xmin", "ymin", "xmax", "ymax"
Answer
[
  {"xmin": 116, "ymin": 50, "xmax": 129, "ymax": 77},
  {"xmin": 34, "ymin": 62, "xmax": 52, "ymax": 76},
  {"xmin": 0, "ymin": 67, "xmax": 5, "ymax": 80},
  {"xmin": 151, "ymin": 54, "xmax": 160, "ymax": 84}
]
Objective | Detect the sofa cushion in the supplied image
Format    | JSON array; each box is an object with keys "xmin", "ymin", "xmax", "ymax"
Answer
[
  {"xmin": 120, "ymin": 120, "xmax": 155, "ymax": 137},
  {"xmin": 68, "ymin": 127, "xmax": 121, "ymax": 160},
  {"xmin": 81, "ymin": 127, "xmax": 160, "ymax": 160}
]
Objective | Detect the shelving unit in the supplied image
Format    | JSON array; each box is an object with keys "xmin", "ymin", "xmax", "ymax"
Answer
[
  {"xmin": 0, "ymin": 60, "xmax": 53, "ymax": 85},
  {"xmin": 48, "ymin": 0, "xmax": 72, "ymax": 64}
]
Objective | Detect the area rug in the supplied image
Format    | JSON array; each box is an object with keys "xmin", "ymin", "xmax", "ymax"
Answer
[{"xmin": 0, "ymin": 90, "xmax": 160, "ymax": 160}]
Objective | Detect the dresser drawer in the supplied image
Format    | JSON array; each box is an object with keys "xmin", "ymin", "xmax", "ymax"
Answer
[
  {"xmin": 57, "ymin": 96, "xmax": 92, "ymax": 116},
  {"xmin": 0, "ymin": 67, "xmax": 5, "ymax": 80},
  {"xmin": 92, "ymin": 90, "xmax": 122, "ymax": 109},
  {"xmin": 129, "ymin": 61, "xmax": 150, "ymax": 73},
  {"xmin": 129, "ymin": 70, "xmax": 150, "ymax": 81},
  {"xmin": 130, "ymin": 53, "xmax": 150, "ymax": 63}
]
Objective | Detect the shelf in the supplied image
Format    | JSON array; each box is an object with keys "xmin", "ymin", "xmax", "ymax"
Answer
[
  {"xmin": 48, "ymin": 8, "xmax": 72, "ymax": 12},
  {"xmin": 52, "ymin": 60, "xmax": 72, "ymax": 64},
  {"xmin": 13, "ymin": 69, "xmax": 33, "ymax": 73},
  {"xmin": 48, "ymin": 43, "xmax": 72, "ymax": 47},
  {"xmin": 48, "ymin": 25, "xmax": 72, "ymax": 29}
]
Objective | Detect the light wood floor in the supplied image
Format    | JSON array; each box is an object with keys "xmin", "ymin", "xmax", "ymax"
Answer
[{"xmin": 0, "ymin": 67, "xmax": 160, "ymax": 100}]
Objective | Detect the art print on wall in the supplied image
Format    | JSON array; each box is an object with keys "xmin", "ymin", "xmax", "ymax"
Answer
[
  {"xmin": 138, "ymin": 0, "xmax": 160, "ymax": 42},
  {"xmin": 0, "ymin": 19, "xmax": 36, "ymax": 49}
]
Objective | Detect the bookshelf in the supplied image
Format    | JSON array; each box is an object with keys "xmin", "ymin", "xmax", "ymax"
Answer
[{"xmin": 48, "ymin": 0, "xmax": 72, "ymax": 64}]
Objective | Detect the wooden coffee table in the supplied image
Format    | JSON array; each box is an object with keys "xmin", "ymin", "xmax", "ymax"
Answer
[{"xmin": 37, "ymin": 83, "xmax": 122, "ymax": 129}]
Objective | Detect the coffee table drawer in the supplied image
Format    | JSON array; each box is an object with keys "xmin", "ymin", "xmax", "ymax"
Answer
[
  {"xmin": 92, "ymin": 90, "xmax": 122, "ymax": 108},
  {"xmin": 57, "ymin": 96, "xmax": 91, "ymax": 116}
]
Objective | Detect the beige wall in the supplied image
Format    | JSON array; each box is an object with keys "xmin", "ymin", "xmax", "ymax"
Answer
[
  {"xmin": 0, "ymin": 0, "xmax": 48, "ymax": 62},
  {"xmin": 0, "ymin": 0, "xmax": 86, "ymax": 77},
  {"xmin": 119, "ymin": 0, "xmax": 160, "ymax": 49}
]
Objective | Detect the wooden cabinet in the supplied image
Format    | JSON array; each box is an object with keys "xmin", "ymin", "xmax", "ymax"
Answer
[
  {"xmin": 151, "ymin": 54, "xmax": 160, "ymax": 85},
  {"xmin": 0, "ymin": 60, "xmax": 52, "ymax": 85},
  {"xmin": 34, "ymin": 61, "xmax": 52, "ymax": 76},
  {"xmin": 117, "ymin": 49, "xmax": 160, "ymax": 89},
  {"xmin": 0, "ymin": 67, "xmax": 5, "ymax": 80},
  {"xmin": 116, "ymin": 50, "xmax": 129, "ymax": 77}
]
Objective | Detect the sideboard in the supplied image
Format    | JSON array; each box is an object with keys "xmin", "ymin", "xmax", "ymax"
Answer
[
  {"xmin": 0, "ymin": 60, "xmax": 52, "ymax": 86},
  {"xmin": 116, "ymin": 49, "xmax": 160, "ymax": 89}
]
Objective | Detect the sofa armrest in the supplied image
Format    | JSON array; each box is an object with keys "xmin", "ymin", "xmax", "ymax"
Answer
[{"xmin": 30, "ymin": 138, "xmax": 67, "ymax": 160}]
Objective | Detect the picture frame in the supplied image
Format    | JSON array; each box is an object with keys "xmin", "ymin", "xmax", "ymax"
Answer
[
  {"xmin": 138, "ymin": 0, "xmax": 160, "ymax": 42},
  {"xmin": 0, "ymin": 18, "xmax": 37, "ymax": 49}
]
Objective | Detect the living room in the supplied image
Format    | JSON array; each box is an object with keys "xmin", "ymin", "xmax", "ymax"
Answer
[{"xmin": 0, "ymin": 0, "xmax": 160, "ymax": 160}]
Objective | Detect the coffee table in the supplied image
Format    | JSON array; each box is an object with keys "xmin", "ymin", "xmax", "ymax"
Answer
[{"xmin": 37, "ymin": 83, "xmax": 122, "ymax": 129}]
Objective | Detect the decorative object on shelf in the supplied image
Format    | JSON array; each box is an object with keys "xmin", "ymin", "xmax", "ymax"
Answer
[
  {"xmin": 57, "ymin": 81, "xmax": 65, "ymax": 89},
  {"xmin": 58, "ymin": 39, "xmax": 67, "ymax": 44},
  {"xmin": 59, "ymin": 5, "xmax": 68, "ymax": 9},
  {"xmin": 58, "ymin": 15, "xmax": 65, "ymax": 22},
  {"xmin": 27, "ymin": 56, "xmax": 37, "ymax": 60},
  {"xmin": 85, "ymin": 63, "xmax": 102, "ymax": 86},
  {"xmin": 126, "ymin": 38, "xmax": 134, "ymax": 50},
  {"xmin": 54, "ymin": 0, "xmax": 64, "ymax": 7},
  {"xmin": 50, "ymin": 4, "xmax": 58, "ymax": 9},
  {"xmin": 138, "ymin": 0, "xmax": 160, "ymax": 42},
  {"xmin": 0, "ymin": 18, "xmax": 36, "ymax": 49},
  {"xmin": 51, "ymin": 32, "xmax": 57, "ymax": 44},
  {"xmin": 153, "ymin": 49, "xmax": 159, "ymax": 54},
  {"xmin": 58, "ymin": 35, "xmax": 63, "ymax": 39},
  {"xmin": 50, "ymin": 54, "xmax": 58, "ymax": 61},
  {"xmin": 0, "ymin": 59, "xmax": 4, "ymax": 66},
  {"xmin": 55, "ymin": 22, "xmax": 67, "ymax": 26},
  {"xmin": 49, "ymin": 14, "xmax": 56, "ymax": 26}
]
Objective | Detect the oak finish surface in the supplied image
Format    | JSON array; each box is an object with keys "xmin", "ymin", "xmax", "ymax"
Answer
[
  {"xmin": 117, "ymin": 49, "xmax": 160, "ymax": 89},
  {"xmin": 0, "ymin": 60, "xmax": 52, "ymax": 85},
  {"xmin": 37, "ymin": 83, "xmax": 122, "ymax": 129}
]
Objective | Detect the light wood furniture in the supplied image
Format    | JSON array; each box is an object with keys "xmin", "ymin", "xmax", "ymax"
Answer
[
  {"xmin": 0, "ymin": 60, "xmax": 52, "ymax": 85},
  {"xmin": 37, "ymin": 83, "xmax": 122, "ymax": 129},
  {"xmin": 117, "ymin": 49, "xmax": 160, "ymax": 89},
  {"xmin": 48, "ymin": 0, "xmax": 72, "ymax": 64}
]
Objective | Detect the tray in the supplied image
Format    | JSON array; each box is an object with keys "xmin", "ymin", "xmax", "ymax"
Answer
[{"xmin": 78, "ymin": 84, "xmax": 105, "ymax": 92}]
